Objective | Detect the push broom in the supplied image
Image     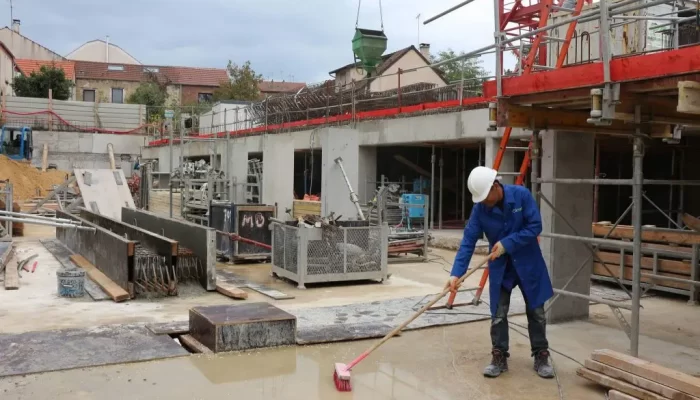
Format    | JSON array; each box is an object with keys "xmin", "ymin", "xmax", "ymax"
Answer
[{"xmin": 333, "ymin": 257, "xmax": 489, "ymax": 391}]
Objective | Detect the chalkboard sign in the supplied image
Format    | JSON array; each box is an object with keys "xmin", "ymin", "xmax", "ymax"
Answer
[
  {"xmin": 209, "ymin": 203, "xmax": 275, "ymax": 261},
  {"xmin": 234, "ymin": 205, "xmax": 275, "ymax": 257}
]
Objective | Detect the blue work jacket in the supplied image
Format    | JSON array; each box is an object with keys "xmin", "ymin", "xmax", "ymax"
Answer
[{"xmin": 450, "ymin": 184, "xmax": 553, "ymax": 317}]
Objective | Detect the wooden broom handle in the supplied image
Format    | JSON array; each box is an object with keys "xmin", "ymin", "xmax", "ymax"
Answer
[{"xmin": 363, "ymin": 258, "xmax": 488, "ymax": 355}]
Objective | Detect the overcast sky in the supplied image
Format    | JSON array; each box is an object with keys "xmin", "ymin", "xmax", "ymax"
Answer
[{"xmin": 3, "ymin": 0, "xmax": 501, "ymax": 84}]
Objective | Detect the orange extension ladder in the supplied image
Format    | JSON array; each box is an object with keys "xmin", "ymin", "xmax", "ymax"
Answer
[{"xmin": 444, "ymin": 0, "xmax": 587, "ymax": 309}]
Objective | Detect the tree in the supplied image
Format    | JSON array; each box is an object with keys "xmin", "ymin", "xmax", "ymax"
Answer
[
  {"xmin": 12, "ymin": 65, "xmax": 74, "ymax": 100},
  {"xmin": 127, "ymin": 73, "xmax": 169, "ymax": 120},
  {"xmin": 213, "ymin": 61, "xmax": 263, "ymax": 101},
  {"xmin": 430, "ymin": 49, "xmax": 489, "ymax": 84}
]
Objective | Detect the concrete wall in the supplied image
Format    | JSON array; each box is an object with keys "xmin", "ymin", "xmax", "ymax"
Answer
[
  {"xmin": 334, "ymin": 66, "xmax": 366, "ymax": 91},
  {"xmin": 142, "ymin": 108, "xmax": 519, "ymax": 162},
  {"xmin": 370, "ymin": 50, "xmax": 447, "ymax": 92},
  {"xmin": 66, "ymin": 40, "xmax": 141, "ymax": 65},
  {"xmin": 0, "ymin": 28, "xmax": 64, "ymax": 61},
  {"xmin": 199, "ymin": 102, "xmax": 257, "ymax": 134},
  {"xmin": 321, "ymin": 128, "xmax": 362, "ymax": 219},
  {"xmin": 141, "ymin": 108, "xmax": 524, "ymax": 219},
  {"xmin": 262, "ymin": 134, "xmax": 295, "ymax": 218},
  {"xmin": 31, "ymin": 131, "xmax": 145, "ymax": 174},
  {"xmin": 5, "ymin": 96, "xmax": 146, "ymax": 131}
]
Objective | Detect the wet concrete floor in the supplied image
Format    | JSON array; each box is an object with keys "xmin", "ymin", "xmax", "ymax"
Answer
[{"xmin": 0, "ymin": 321, "xmax": 601, "ymax": 400}]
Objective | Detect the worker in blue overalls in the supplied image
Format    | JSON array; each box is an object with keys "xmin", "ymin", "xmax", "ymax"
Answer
[{"xmin": 446, "ymin": 166, "xmax": 555, "ymax": 379}]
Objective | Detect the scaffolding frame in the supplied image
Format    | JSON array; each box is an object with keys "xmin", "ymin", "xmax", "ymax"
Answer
[{"xmin": 427, "ymin": 0, "xmax": 700, "ymax": 358}]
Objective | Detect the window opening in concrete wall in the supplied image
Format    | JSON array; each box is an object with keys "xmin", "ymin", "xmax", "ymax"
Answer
[
  {"xmin": 294, "ymin": 150, "xmax": 322, "ymax": 200},
  {"xmin": 374, "ymin": 144, "xmax": 489, "ymax": 230}
]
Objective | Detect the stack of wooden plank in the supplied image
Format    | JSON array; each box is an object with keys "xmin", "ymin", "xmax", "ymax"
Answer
[
  {"xmin": 578, "ymin": 349, "xmax": 700, "ymax": 400},
  {"xmin": 591, "ymin": 222, "xmax": 699, "ymax": 298}
]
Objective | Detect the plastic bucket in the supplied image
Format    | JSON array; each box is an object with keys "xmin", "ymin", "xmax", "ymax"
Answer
[{"xmin": 56, "ymin": 269, "xmax": 85, "ymax": 298}]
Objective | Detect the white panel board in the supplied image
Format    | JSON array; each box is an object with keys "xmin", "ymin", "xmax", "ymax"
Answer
[{"xmin": 74, "ymin": 169, "xmax": 135, "ymax": 220}]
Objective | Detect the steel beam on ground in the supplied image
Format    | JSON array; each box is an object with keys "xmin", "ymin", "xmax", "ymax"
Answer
[
  {"xmin": 55, "ymin": 210, "xmax": 135, "ymax": 295},
  {"xmin": 78, "ymin": 208, "xmax": 178, "ymax": 275},
  {"xmin": 121, "ymin": 207, "xmax": 216, "ymax": 291}
]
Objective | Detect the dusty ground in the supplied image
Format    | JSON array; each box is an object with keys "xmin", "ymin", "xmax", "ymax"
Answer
[
  {"xmin": 0, "ymin": 226, "xmax": 478, "ymax": 334},
  {"xmin": 1, "ymin": 225, "xmax": 699, "ymax": 400}
]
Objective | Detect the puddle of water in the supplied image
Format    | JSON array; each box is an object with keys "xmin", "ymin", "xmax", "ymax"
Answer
[{"xmin": 0, "ymin": 326, "xmax": 581, "ymax": 400}]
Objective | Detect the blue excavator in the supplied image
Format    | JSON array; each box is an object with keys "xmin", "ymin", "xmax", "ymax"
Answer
[{"xmin": 0, "ymin": 126, "xmax": 33, "ymax": 161}]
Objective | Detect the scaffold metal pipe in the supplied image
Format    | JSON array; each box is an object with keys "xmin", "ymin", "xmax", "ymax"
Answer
[
  {"xmin": 553, "ymin": 288, "xmax": 634, "ymax": 310},
  {"xmin": 423, "ymin": 0, "xmax": 478, "ymax": 25}
]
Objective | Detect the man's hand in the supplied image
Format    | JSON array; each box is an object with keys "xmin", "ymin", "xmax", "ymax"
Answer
[
  {"xmin": 489, "ymin": 241, "xmax": 506, "ymax": 261},
  {"xmin": 445, "ymin": 276, "xmax": 460, "ymax": 292}
]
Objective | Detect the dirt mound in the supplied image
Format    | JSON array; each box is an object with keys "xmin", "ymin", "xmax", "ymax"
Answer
[{"xmin": 0, "ymin": 156, "xmax": 70, "ymax": 202}]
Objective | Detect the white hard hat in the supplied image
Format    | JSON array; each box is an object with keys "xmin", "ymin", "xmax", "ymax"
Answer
[{"xmin": 468, "ymin": 166, "xmax": 498, "ymax": 203}]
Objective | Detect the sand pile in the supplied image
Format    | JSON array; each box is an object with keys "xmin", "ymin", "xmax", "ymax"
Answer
[{"xmin": 0, "ymin": 155, "xmax": 70, "ymax": 201}]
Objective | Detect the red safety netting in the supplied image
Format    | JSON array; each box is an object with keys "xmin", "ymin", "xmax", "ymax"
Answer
[{"xmin": 2, "ymin": 109, "xmax": 157, "ymax": 135}]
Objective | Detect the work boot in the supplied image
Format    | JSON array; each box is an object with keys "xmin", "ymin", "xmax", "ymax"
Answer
[
  {"xmin": 483, "ymin": 350, "xmax": 508, "ymax": 378},
  {"xmin": 534, "ymin": 350, "xmax": 555, "ymax": 379}
]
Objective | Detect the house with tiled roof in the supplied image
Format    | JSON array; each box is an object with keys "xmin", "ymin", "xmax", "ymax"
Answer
[
  {"xmin": 15, "ymin": 59, "xmax": 77, "ymax": 99},
  {"xmin": 329, "ymin": 43, "xmax": 448, "ymax": 93},
  {"xmin": 0, "ymin": 41, "xmax": 18, "ymax": 97},
  {"xmin": 70, "ymin": 60, "xmax": 229, "ymax": 105},
  {"xmin": 0, "ymin": 21, "xmax": 64, "ymax": 62}
]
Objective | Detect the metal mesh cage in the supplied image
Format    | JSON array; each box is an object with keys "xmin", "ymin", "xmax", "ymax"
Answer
[
  {"xmin": 272, "ymin": 223, "xmax": 299, "ymax": 274},
  {"xmin": 271, "ymin": 222, "xmax": 388, "ymax": 288}
]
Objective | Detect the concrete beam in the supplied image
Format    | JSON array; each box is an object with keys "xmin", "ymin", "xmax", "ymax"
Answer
[
  {"xmin": 539, "ymin": 130, "xmax": 595, "ymax": 324},
  {"xmin": 678, "ymin": 81, "xmax": 700, "ymax": 115}
]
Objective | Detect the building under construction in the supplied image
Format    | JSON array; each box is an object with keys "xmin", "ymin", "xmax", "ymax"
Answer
[{"xmin": 2, "ymin": 0, "xmax": 700, "ymax": 398}]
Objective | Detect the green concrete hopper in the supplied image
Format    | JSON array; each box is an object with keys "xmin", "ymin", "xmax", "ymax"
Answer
[{"xmin": 352, "ymin": 28, "xmax": 388, "ymax": 75}]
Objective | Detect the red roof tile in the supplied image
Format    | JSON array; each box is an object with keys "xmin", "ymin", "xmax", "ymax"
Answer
[
  {"xmin": 259, "ymin": 81, "xmax": 306, "ymax": 94},
  {"xmin": 16, "ymin": 59, "xmax": 75, "ymax": 80},
  {"xmin": 72, "ymin": 60, "xmax": 228, "ymax": 87},
  {"xmin": 160, "ymin": 66, "xmax": 228, "ymax": 86}
]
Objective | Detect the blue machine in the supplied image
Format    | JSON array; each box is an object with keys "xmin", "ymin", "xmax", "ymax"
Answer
[
  {"xmin": 0, "ymin": 126, "xmax": 33, "ymax": 161},
  {"xmin": 401, "ymin": 193, "xmax": 426, "ymax": 218}
]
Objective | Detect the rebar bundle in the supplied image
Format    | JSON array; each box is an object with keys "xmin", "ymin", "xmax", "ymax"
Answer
[
  {"xmin": 249, "ymin": 81, "xmax": 468, "ymax": 126},
  {"xmin": 176, "ymin": 248, "xmax": 204, "ymax": 283},
  {"xmin": 133, "ymin": 247, "xmax": 177, "ymax": 297}
]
